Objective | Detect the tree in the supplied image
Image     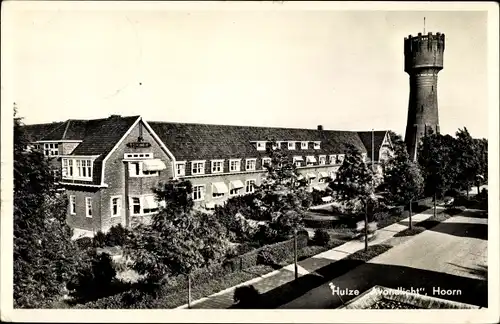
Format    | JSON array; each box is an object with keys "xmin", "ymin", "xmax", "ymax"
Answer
[
  {"xmin": 252, "ymin": 141, "xmax": 310, "ymax": 241},
  {"xmin": 328, "ymin": 144, "xmax": 376, "ymax": 251},
  {"xmin": 454, "ymin": 128, "xmax": 479, "ymax": 198},
  {"xmin": 418, "ymin": 131, "xmax": 457, "ymax": 214},
  {"xmin": 123, "ymin": 180, "xmax": 229, "ymax": 307},
  {"xmin": 474, "ymin": 137, "xmax": 488, "ymax": 193},
  {"xmin": 382, "ymin": 133, "xmax": 424, "ymax": 228},
  {"xmin": 13, "ymin": 112, "xmax": 82, "ymax": 308}
]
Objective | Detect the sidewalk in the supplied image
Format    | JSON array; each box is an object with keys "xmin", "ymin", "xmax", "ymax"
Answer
[{"xmin": 176, "ymin": 206, "xmax": 444, "ymax": 309}]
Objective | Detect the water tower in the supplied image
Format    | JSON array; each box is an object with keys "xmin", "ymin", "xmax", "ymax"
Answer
[{"xmin": 403, "ymin": 31, "xmax": 445, "ymax": 161}]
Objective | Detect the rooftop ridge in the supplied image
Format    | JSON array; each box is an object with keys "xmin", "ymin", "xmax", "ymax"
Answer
[{"xmin": 147, "ymin": 120, "xmax": 364, "ymax": 133}]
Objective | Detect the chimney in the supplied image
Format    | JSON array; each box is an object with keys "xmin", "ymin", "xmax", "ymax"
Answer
[{"xmin": 317, "ymin": 125, "xmax": 323, "ymax": 131}]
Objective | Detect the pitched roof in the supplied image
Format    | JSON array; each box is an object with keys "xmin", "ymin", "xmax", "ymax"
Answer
[
  {"xmin": 70, "ymin": 116, "xmax": 139, "ymax": 158},
  {"xmin": 148, "ymin": 121, "xmax": 368, "ymax": 161},
  {"xmin": 357, "ymin": 131, "xmax": 388, "ymax": 161},
  {"xmin": 22, "ymin": 122, "xmax": 66, "ymax": 142},
  {"xmin": 23, "ymin": 116, "xmax": 139, "ymax": 185}
]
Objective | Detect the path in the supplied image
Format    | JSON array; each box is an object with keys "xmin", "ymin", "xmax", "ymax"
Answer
[
  {"xmin": 176, "ymin": 207, "xmax": 443, "ymax": 309},
  {"xmin": 281, "ymin": 208, "xmax": 488, "ymax": 309}
]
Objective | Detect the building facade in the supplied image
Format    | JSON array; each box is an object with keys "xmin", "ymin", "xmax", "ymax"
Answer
[{"xmin": 22, "ymin": 115, "xmax": 393, "ymax": 237}]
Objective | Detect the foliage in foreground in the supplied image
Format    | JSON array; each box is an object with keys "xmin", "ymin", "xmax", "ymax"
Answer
[{"xmin": 14, "ymin": 113, "xmax": 83, "ymax": 308}]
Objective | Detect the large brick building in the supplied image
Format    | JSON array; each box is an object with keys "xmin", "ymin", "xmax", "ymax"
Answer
[{"xmin": 22, "ymin": 115, "xmax": 393, "ymax": 237}]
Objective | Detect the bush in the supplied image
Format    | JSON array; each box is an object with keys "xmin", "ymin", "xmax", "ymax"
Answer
[
  {"xmin": 68, "ymin": 251, "xmax": 118, "ymax": 303},
  {"xmin": 105, "ymin": 224, "xmax": 130, "ymax": 247},
  {"xmin": 311, "ymin": 189, "xmax": 326, "ymax": 206},
  {"xmin": 257, "ymin": 248, "xmax": 277, "ymax": 266},
  {"xmin": 75, "ymin": 237, "xmax": 93, "ymax": 250},
  {"xmin": 93, "ymin": 231, "xmax": 107, "ymax": 248},
  {"xmin": 312, "ymin": 229, "xmax": 330, "ymax": 246}
]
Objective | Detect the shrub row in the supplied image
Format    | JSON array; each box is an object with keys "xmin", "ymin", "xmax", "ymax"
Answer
[{"xmin": 158, "ymin": 231, "xmax": 309, "ymax": 292}]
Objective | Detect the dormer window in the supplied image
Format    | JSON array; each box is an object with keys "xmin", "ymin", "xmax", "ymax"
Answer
[
  {"xmin": 262, "ymin": 157, "xmax": 271, "ymax": 169},
  {"xmin": 62, "ymin": 157, "xmax": 95, "ymax": 181},
  {"xmin": 329, "ymin": 155, "xmax": 337, "ymax": 164},
  {"xmin": 337, "ymin": 154, "xmax": 345, "ymax": 164},
  {"xmin": 288, "ymin": 141, "xmax": 296, "ymax": 150},
  {"xmin": 43, "ymin": 143, "xmax": 59, "ymax": 156},
  {"xmin": 245, "ymin": 158, "xmax": 257, "ymax": 171},
  {"xmin": 192, "ymin": 161, "xmax": 206, "ymax": 175},
  {"xmin": 301, "ymin": 141, "xmax": 308, "ymax": 150},
  {"xmin": 319, "ymin": 155, "xmax": 326, "ymax": 165},
  {"xmin": 230, "ymin": 159, "xmax": 241, "ymax": 172},
  {"xmin": 306, "ymin": 156, "xmax": 317, "ymax": 166},
  {"xmin": 211, "ymin": 160, "xmax": 224, "ymax": 174},
  {"xmin": 175, "ymin": 162, "xmax": 186, "ymax": 177},
  {"xmin": 256, "ymin": 141, "xmax": 266, "ymax": 151},
  {"xmin": 293, "ymin": 156, "xmax": 303, "ymax": 167},
  {"xmin": 314, "ymin": 141, "xmax": 321, "ymax": 150}
]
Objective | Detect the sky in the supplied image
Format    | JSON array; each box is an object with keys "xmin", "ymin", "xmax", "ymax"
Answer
[{"xmin": 3, "ymin": 2, "xmax": 490, "ymax": 139}]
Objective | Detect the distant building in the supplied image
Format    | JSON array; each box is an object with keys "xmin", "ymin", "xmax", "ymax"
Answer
[{"xmin": 22, "ymin": 115, "xmax": 393, "ymax": 237}]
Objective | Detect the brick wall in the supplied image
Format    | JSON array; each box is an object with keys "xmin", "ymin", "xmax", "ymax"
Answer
[
  {"xmin": 99, "ymin": 120, "xmax": 174, "ymax": 232},
  {"xmin": 185, "ymin": 164, "xmax": 341, "ymax": 207},
  {"xmin": 66, "ymin": 187, "xmax": 102, "ymax": 232}
]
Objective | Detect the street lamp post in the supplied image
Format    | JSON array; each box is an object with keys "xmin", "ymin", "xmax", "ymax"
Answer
[{"xmin": 294, "ymin": 228, "xmax": 298, "ymax": 280}]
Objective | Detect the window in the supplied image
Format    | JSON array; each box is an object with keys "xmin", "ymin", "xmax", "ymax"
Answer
[
  {"xmin": 301, "ymin": 141, "xmax": 308, "ymax": 149},
  {"xmin": 337, "ymin": 154, "xmax": 345, "ymax": 164},
  {"xmin": 85, "ymin": 197, "xmax": 92, "ymax": 218},
  {"xmin": 43, "ymin": 143, "xmax": 59, "ymax": 156},
  {"xmin": 272, "ymin": 142, "xmax": 281, "ymax": 150},
  {"xmin": 319, "ymin": 155, "xmax": 326, "ymax": 165},
  {"xmin": 129, "ymin": 196, "xmax": 158, "ymax": 215},
  {"xmin": 288, "ymin": 141, "xmax": 296, "ymax": 150},
  {"xmin": 314, "ymin": 141, "xmax": 321, "ymax": 149},
  {"xmin": 128, "ymin": 161, "xmax": 159, "ymax": 177},
  {"xmin": 230, "ymin": 159, "xmax": 241, "ymax": 172},
  {"xmin": 69, "ymin": 195, "xmax": 76, "ymax": 215},
  {"xmin": 306, "ymin": 156, "xmax": 317, "ymax": 166},
  {"xmin": 293, "ymin": 156, "xmax": 303, "ymax": 167},
  {"xmin": 192, "ymin": 185, "xmax": 205, "ymax": 201},
  {"xmin": 111, "ymin": 196, "xmax": 121, "ymax": 217},
  {"xmin": 131, "ymin": 197, "xmax": 141, "ymax": 215},
  {"xmin": 191, "ymin": 161, "xmax": 205, "ymax": 175},
  {"xmin": 256, "ymin": 141, "xmax": 266, "ymax": 151},
  {"xmin": 329, "ymin": 155, "xmax": 337, "ymax": 165},
  {"xmin": 245, "ymin": 180, "xmax": 256, "ymax": 193},
  {"xmin": 124, "ymin": 153, "xmax": 153, "ymax": 159},
  {"xmin": 211, "ymin": 160, "xmax": 224, "ymax": 173},
  {"xmin": 230, "ymin": 188, "xmax": 241, "ymax": 196},
  {"xmin": 262, "ymin": 158, "xmax": 271, "ymax": 169},
  {"xmin": 176, "ymin": 162, "xmax": 186, "ymax": 176},
  {"xmin": 245, "ymin": 159, "xmax": 256, "ymax": 171},
  {"xmin": 62, "ymin": 158, "xmax": 93, "ymax": 181},
  {"xmin": 213, "ymin": 192, "xmax": 225, "ymax": 198}
]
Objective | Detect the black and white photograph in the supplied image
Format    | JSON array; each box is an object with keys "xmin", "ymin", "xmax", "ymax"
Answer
[{"xmin": 1, "ymin": 1, "xmax": 498, "ymax": 323}]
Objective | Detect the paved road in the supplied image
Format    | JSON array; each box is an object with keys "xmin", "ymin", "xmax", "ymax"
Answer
[{"xmin": 281, "ymin": 209, "xmax": 488, "ymax": 309}]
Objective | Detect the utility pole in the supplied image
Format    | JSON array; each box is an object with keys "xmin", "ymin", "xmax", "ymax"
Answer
[
  {"xmin": 293, "ymin": 228, "xmax": 298, "ymax": 280},
  {"xmin": 371, "ymin": 129, "xmax": 375, "ymax": 173},
  {"xmin": 188, "ymin": 274, "xmax": 192, "ymax": 309},
  {"xmin": 364, "ymin": 202, "xmax": 368, "ymax": 251}
]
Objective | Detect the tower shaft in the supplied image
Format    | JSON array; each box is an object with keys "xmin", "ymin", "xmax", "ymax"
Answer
[{"xmin": 403, "ymin": 32, "xmax": 445, "ymax": 161}]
